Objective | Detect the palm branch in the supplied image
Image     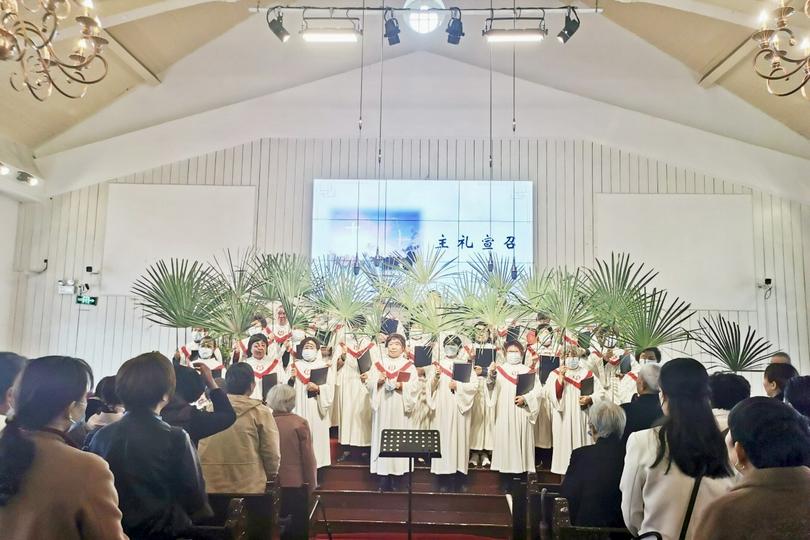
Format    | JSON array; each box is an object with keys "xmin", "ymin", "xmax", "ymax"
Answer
[
  {"xmin": 360, "ymin": 255, "xmax": 402, "ymax": 304},
  {"xmin": 468, "ymin": 252, "xmax": 523, "ymax": 296},
  {"xmin": 444, "ymin": 277, "xmax": 518, "ymax": 338},
  {"xmin": 203, "ymin": 250, "xmax": 264, "ymax": 338},
  {"xmin": 131, "ymin": 258, "xmax": 217, "ymax": 329},
  {"xmin": 693, "ymin": 315, "xmax": 775, "ymax": 372},
  {"xmin": 250, "ymin": 252, "xmax": 282, "ymax": 304},
  {"xmin": 272, "ymin": 253, "xmax": 314, "ymax": 330},
  {"xmin": 618, "ymin": 288, "xmax": 693, "ymax": 353},
  {"xmin": 399, "ymin": 289, "xmax": 455, "ymax": 344},
  {"xmin": 512, "ymin": 266, "xmax": 554, "ymax": 320},
  {"xmin": 310, "ymin": 257, "xmax": 374, "ymax": 328},
  {"xmin": 534, "ymin": 268, "xmax": 594, "ymax": 348},
  {"xmin": 393, "ymin": 248, "xmax": 456, "ymax": 304}
]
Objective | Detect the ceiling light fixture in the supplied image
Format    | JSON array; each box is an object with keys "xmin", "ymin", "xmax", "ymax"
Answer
[
  {"xmin": 446, "ymin": 8, "xmax": 464, "ymax": 44},
  {"xmin": 0, "ymin": 163, "xmax": 10, "ymax": 176},
  {"xmin": 16, "ymin": 171, "xmax": 38, "ymax": 186},
  {"xmin": 0, "ymin": 0, "xmax": 109, "ymax": 101},
  {"xmin": 384, "ymin": 7, "xmax": 401, "ymax": 45},
  {"xmin": 750, "ymin": 1, "xmax": 810, "ymax": 99},
  {"xmin": 267, "ymin": 10, "xmax": 291, "ymax": 42},
  {"xmin": 557, "ymin": 7, "xmax": 580, "ymax": 43},
  {"xmin": 483, "ymin": 11, "xmax": 548, "ymax": 44},
  {"xmin": 300, "ymin": 11, "xmax": 362, "ymax": 43}
]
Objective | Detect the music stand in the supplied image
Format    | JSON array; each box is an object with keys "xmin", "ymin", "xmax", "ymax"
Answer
[{"xmin": 379, "ymin": 429, "xmax": 441, "ymax": 540}]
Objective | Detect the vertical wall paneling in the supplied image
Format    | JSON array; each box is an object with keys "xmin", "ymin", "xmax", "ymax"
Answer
[{"xmin": 9, "ymin": 137, "xmax": 810, "ymax": 380}]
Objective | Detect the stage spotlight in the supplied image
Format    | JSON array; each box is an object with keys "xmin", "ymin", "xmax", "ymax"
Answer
[
  {"xmin": 557, "ymin": 8, "xmax": 580, "ymax": 44},
  {"xmin": 0, "ymin": 162, "xmax": 9, "ymax": 176},
  {"xmin": 487, "ymin": 253, "xmax": 494, "ymax": 272},
  {"xmin": 384, "ymin": 8, "xmax": 401, "ymax": 45},
  {"xmin": 16, "ymin": 171, "xmax": 38, "ymax": 186},
  {"xmin": 446, "ymin": 8, "xmax": 464, "ymax": 45},
  {"xmin": 353, "ymin": 254, "xmax": 361, "ymax": 276},
  {"xmin": 510, "ymin": 259, "xmax": 518, "ymax": 280},
  {"xmin": 268, "ymin": 12, "xmax": 291, "ymax": 43}
]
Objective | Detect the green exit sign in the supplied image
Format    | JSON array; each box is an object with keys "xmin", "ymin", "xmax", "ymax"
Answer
[{"xmin": 76, "ymin": 295, "xmax": 99, "ymax": 306}]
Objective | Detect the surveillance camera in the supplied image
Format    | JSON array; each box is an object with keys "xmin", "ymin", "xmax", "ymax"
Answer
[
  {"xmin": 764, "ymin": 278, "xmax": 772, "ymax": 286},
  {"xmin": 86, "ymin": 265, "xmax": 93, "ymax": 273}
]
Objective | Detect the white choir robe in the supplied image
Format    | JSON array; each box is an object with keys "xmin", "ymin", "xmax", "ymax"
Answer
[
  {"xmin": 336, "ymin": 333, "xmax": 375, "ymax": 447},
  {"xmin": 486, "ymin": 363, "xmax": 542, "ymax": 474},
  {"xmin": 618, "ymin": 361, "xmax": 643, "ymax": 404},
  {"xmin": 292, "ymin": 356, "xmax": 335, "ymax": 469},
  {"xmin": 409, "ymin": 339, "xmax": 436, "ymax": 431},
  {"xmin": 244, "ymin": 354, "xmax": 287, "ymax": 402},
  {"xmin": 176, "ymin": 341, "xmax": 225, "ymax": 367},
  {"xmin": 524, "ymin": 346, "xmax": 553, "ymax": 449},
  {"xmin": 195, "ymin": 356, "xmax": 227, "ymax": 379},
  {"xmin": 367, "ymin": 355, "xmax": 419, "ymax": 476},
  {"xmin": 467, "ymin": 343, "xmax": 498, "ymax": 452},
  {"xmin": 426, "ymin": 357, "xmax": 478, "ymax": 475},
  {"xmin": 587, "ymin": 353, "xmax": 623, "ymax": 405},
  {"xmin": 546, "ymin": 366, "xmax": 606, "ymax": 475}
]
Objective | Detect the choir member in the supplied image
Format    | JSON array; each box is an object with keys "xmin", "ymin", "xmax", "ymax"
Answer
[
  {"xmin": 524, "ymin": 326, "xmax": 554, "ymax": 468},
  {"xmin": 547, "ymin": 347, "xmax": 605, "ymax": 476},
  {"xmin": 587, "ymin": 345, "xmax": 624, "ymax": 405},
  {"xmin": 618, "ymin": 347, "xmax": 660, "ymax": 404},
  {"xmin": 408, "ymin": 326, "xmax": 435, "ymax": 433},
  {"xmin": 363, "ymin": 333, "xmax": 419, "ymax": 491},
  {"xmin": 468, "ymin": 322, "xmax": 497, "ymax": 468},
  {"xmin": 290, "ymin": 337, "xmax": 334, "ymax": 469},
  {"xmin": 427, "ymin": 335, "xmax": 478, "ymax": 492},
  {"xmin": 194, "ymin": 336, "xmax": 226, "ymax": 379},
  {"xmin": 486, "ymin": 341, "xmax": 542, "ymax": 490},
  {"xmin": 335, "ymin": 325, "xmax": 375, "ymax": 462},
  {"xmin": 233, "ymin": 315, "xmax": 272, "ymax": 363},
  {"xmin": 174, "ymin": 327, "xmax": 223, "ymax": 366},
  {"xmin": 243, "ymin": 333, "xmax": 286, "ymax": 402}
]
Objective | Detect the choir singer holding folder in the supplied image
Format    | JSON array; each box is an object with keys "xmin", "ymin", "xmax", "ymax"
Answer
[{"xmin": 290, "ymin": 337, "xmax": 334, "ymax": 469}]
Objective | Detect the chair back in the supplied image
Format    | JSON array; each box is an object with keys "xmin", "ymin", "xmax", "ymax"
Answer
[
  {"xmin": 552, "ymin": 496, "xmax": 635, "ymax": 540},
  {"xmin": 207, "ymin": 477, "xmax": 281, "ymax": 540}
]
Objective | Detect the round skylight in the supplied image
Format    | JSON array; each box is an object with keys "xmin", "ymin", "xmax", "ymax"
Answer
[{"xmin": 404, "ymin": 0, "xmax": 446, "ymax": 34}]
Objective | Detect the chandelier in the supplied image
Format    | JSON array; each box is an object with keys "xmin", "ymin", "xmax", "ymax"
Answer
[
  {"xmin": 0, "ymin": 0, "xmax": 109, "ymax": 101},
  {"xmin": 750, "ymin": 1, "xmax": 810, "ymax": 99}
]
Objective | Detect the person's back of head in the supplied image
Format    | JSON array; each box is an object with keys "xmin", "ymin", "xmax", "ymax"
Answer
[
  {"xmin": 116, "ymin": 352, "xmax": 175, "ymax": 413},
  {"xmin": 588, "ymin": 400, "xmax": 626, "ymax": 440},
  {"xmin": 770, "ymin": 352, "xmax": 791, "ymax": 364},
  {"xmin": 225, "ymin": 363, "xmax": 255, "ymax": 396},
  {"xmin": 94, "ymin": 376, "xmax": 121, "ymax": 411},
  {"xmin": 709, "ymin": 372, "xmax": 751, "ymax": 411},
  {"xmin": 0, "ymin": 352, "xmax": 26, "ymax": 415},
  {"xmin": 0, "ymin": 356, "xmax": 93, "ymax": 506},
  {"xmin": 266, "ymin": 384, "xmax": 296, "ymax": 414},
  {"xmin": 654, "ymin": 358, "xmax": 731, "ymax": 478},
  {"xmin": 763, "ymin": 363, "xmax": 799, "ymax": 399},
  {"xmin": 785, "ymin": 376, "xmax": 810, "ymax": 418},
  {"xmin": 728, "ymin": 397, "xmax": 810, "ymax": 469},
  {"xmin": 638, "ymin": 363, "xmax": 661, "ymax": 394},
  {"xmin": 173, "ymin": 365, "xmax": 205, "ymax": 404}
]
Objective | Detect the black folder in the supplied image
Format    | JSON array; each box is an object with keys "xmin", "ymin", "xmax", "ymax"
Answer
[
  {"xmin": 539, "ymin": 356, "xmax": 560, "ymax": 385},
  {"xmin": 506, "ymin": 326, "xmax": 522, "ymax": 342},
  {"xmin": 413, "ymin": 345, "xmax": 433, "ymax": 368},
  {"xmin": 295, "ymin": 342, "xmax": 304, "ymax": 359},
  {"xmin": 516, "ymin": 372, "xmax": 536, "ymax": 396},
  {"xmin": 452, "ymin": 362, "xmax": 472, "ymax": 383},
  {"xmin": 474, "ymin": 348, "xmax": 496, "ymax": 369},
  {"xmin": 580, "ymin": 376, "xmax": 595, "ymax": 397},
  {"xmin": 314, "ymin": 329, "xmax": 332, "ymax": 346},
  {"xmin": 307, "ymin": 366, "xmax": 329, "ymax": 398},
  {"xmin": 381, "ymin": 318, "xmax": 399, "ymax": 335},
  {"xmin": 261, "ymin": 373, "xmax": 278, "ymax": 401},
  {"xmin": 357, "ymin": 350, "xmax": 373, "ymax": 374}
]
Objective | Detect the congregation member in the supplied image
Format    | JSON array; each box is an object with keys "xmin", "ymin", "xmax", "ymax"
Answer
[
  {"xmin": 620, "ymin": 363, "xmax": 663, "ymax": 444},
  {"xmin": 75, "ymin": 376, "xmax": 125, "ymax": 447},
  {"xmin": 769, "ymin": 352, "xmax": 791, "ymax": 364},
  {"xmin": 785, "ymin": 376, "xmax": 810, "ymax": 417},
  {"xmin": 427, "ymin": 335, "xmax": 478, "ymax": 492},
  {"xmin": 487, "ymin": 341, "xmax": 542, "ymax": 489},
  {"xmin": 763, "ymin": 362, "xmax": 799, "ymax": 402},
  {"xmin": 0, "ymin": 355, "xmax": 127, "ymax": 540},
  {"xmin": 708, "ymin": 372, "xmax": 750, "ymax": 432},
  {"xmin": 363, "ymin": 333, "xmax": 419, "ymax": 491},
  {"xmin": 198, "ymin": 363, "xmax": 280, "ymax": 493},
  {"xmin": 560, "ymin": 400, "xmax": 626, "ymax": 528},
  {"xmin": 269, "ymin": 384, "xmax": 318, "ymax": 540},
  {"xmin": 621, "ymin": 358, "xmax": 734, "ymax": 540},
  {"xmin": 0, "ymin": 352, "xmax": 27, "ymax": 432},
  {"xmin": 161, "ymin": 363, "xmax": 236, "ymax": 447},
  {"xmin": 242, "ymin": 333, "xmax": 287, "ymax": 401},
  {"xmin": 289, "ymin": 337, "xmax": 334, "ymax": 469},
  {"xmin": 468, "ymin": 322, "xmax": 497, "ymax": 468},
  {"xmin": 694, "ymin": 397, "xmax": 810, "ymax": 540},
  {"xmin": 618, "ymin": 347, "xmax": 661, "ymax": 404},
  {"xmin": 88, "ymin": 352, "xmax": 211, "ymax": 540},
  {"xmin": 335, "ymin": 325, "xmax": 374, "ymax": 462},
  {"xmin": 547, "ymin": 347, "xmax": 605, "ymax": 476}
]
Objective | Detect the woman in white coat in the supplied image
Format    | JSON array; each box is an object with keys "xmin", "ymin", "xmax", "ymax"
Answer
[{"xmin": 620, "ymin": 358, "xmax": 734, "ymax": 540}]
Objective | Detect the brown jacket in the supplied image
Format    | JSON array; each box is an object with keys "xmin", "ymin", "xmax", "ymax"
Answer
[
  {"xmin": 0, "ymin": 430, "xmax": 128, "ymax": 540},
  {"xmin": 694, "ymin": 466, "xmax": 810, "ymax": 540},
  {"xmin": 198, "ymin": 394, "xmax": 280, "ymax": 493},
  {"xmin": 273, "ymin": 411, "xmax": 317, "ymax": 494}
]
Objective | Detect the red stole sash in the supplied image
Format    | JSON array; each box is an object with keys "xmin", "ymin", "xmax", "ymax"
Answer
[
  {"xmin": 274, "ymin": 332, "xmax": 292, "ymax": 344},
  {"xmin": 526, "ymin": 345, "xmax": 539, "ymax": 359},
  {"xmin": 563, "ymin": 370, "xmax": 594, "ymax": 389},
  {"xmin": 496, "ymin": 365, "xmax": 519, "ymax": 385},
  {"xmin": 294, "ymin": 364, "xmax": 316, "ymax": 385},
  {"xmin": 180, "ymin": 346, "xmax": 191, "ymax": 359},
  {"xmin": 626, "ymin": 371, "xmax": 638, "ymax": 382},
  {"xmin": 342, "ymin": 342, "xmax": 374, "ymax": 359},
  {"xmin": 253, "ymin": 359, "xmax": 279, "ymax": 379},
  {"xmin": 438, "ymin": 364, "xmax": 453, "ymax": 378},
  {"xmin": 375, "ymin": 360, "xmax": 414, "ymax": 380}
]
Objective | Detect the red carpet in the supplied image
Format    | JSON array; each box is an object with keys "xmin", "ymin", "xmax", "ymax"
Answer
[{"xmin": 317, "ymin": 535, "xmax": 501, "ymax": 540}]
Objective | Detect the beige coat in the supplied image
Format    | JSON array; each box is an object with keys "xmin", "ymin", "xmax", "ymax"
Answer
[
  {"xmin": 199, "ymin": 394, "xmax": 281, "ymax": 493},
  {"xmin": 0, "ymin": 430, "xmax": 128, "ymax": 540}
]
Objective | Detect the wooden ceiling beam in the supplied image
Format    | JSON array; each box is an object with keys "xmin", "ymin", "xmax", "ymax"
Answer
[{"xmin": 101, "ymin": 29, "xmax": 161, "ymax": 85}]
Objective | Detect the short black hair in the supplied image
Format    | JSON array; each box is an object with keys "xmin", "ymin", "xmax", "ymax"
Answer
[
  {"xmin": 0, "ymin": 352, "xmax": 26, "ymax": 407},
  {"xmin": 443, "ymin": 335, "xmax": 462, "ymax": 348},
  {"xmin": 639, "ymin": 347, "xmax": 662, "ymax": 362},
  {"xmin": 729, "ymin": 397, "xmax": 810, "ymax": 469},
  {"xmin": 252, "ymin": 314, "xmax": 268, "ymax": 328},
  {"xmin": 116, "ymin": 352, "xmax": 175, "ymax": 411},
  {"xmin": 771, "ymin": 352, "xmax": 791, "ymax": 363},
  {"xmin": 247, "ymin": 333, "xmax": 269, "ymax": 357},
  {"xmin": 785, "ymin": 376, "xmax": 810, "ymax": 417},
  {"xmin": 709, "ymin": 372, "xmax": 751, "ymax": 411},
  {"xmin": 94, "ymin": 376, "xmax": 121, "ymax": 408},
  {"xmin": 174, "ymin": 365, "xmax": 205, "ymax": 404},
  {"xmin": 225, "ymin": 363, "xmax": 254, "ymax": 396},
  {"xmin": 504, "ymin": 340, "xmax": 525, "ymax": 356},
  {"xmin": 764, "ymin": 363, "xmax": 799, "ymax": 394}
]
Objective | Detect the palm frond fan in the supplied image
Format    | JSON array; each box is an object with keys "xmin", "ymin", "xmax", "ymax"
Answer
[
  {"xmin": 310, "ymin": 257, "xmax": 374, "ymax": 329},
  {"xmin": 512, "ymin": 266, "xmax": 554, "ymax": 321},
  {"xmin": 468, "ymin": 252, "xmax": 523, "ymax": 296},
  {"xmin": 399, "ymin": 288, "xmax": 455, "ymax": 345},
  {"xmin": 131, "ymin": 258, "xmax": 217, "ymax": 331},
  {"xmin": 203, "ymin": 250, "xmax": 264, "ymax": 339},
  {"xmin": 250, "ymin": 252, "xmax": 282, "ymax": 305},
  {"xmin": 618, "ymin": 288, "xmax": 693, "ymax": 353},
  {"xmin": 444, "ymin": 274, "xmax": 518, "ymax": 340},
  {"xmin": 535, "ymin": 268, "xmax": 594, "ymax": 349},
  {"xmin": 360, "ymin": 255, "xmax": 402, "ymax": 304},
  {"xmin": 393, "ymin": 248, "xmax": 456, "ymax": 303},
  {"xmin": 273, "ymin": 253, "xmax": 314, "ymax": 330},
  {"xmin": 693, "ymin": 314, "xmax": 775, "ymax": 372}
]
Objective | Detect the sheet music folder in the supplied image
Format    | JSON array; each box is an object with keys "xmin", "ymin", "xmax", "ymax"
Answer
[{"xmin": 379, "ymin": 429, "xmax": 441, "ymax": 459}]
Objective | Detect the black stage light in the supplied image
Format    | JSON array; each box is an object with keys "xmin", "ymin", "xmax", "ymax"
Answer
[
  {"xmin": 446, "ymin": 8, "xmax": 464, "ymax": 45},
  {"xmin": 269, "ymin": 12, "xmax": 291, "ymax": 43},
  {"xmin": 384, "ymin": 8, "xmax": 401, "ymax": 45},
  {"xmin": 557, "ymin": 8, "xmax": 580, "ymax": 44}
]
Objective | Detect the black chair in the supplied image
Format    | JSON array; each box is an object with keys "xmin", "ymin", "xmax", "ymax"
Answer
[
  {"xmin": 205, "ymin": 477, "xmax": 281, "ymax": 540},
  {"xmin": 552, "ymin": 497, "xmax": 646, "ymax": 540},
  {"xmin": 184, "ymin": 497, "xmax": 249, "ymax": 540}
]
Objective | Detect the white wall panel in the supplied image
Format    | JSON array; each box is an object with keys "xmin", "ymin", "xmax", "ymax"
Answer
[{"xmin": 9, "ymin": 137, "xmax": 810, "ymax": 381}]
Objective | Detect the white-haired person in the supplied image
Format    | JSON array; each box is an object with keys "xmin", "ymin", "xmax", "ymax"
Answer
[
  {"xmin": 560, "ymin": 400, "xmax": 627, "ymax": 527},
  {"xmin": 618, "ymin": 347, "xmax": 660, "ymax": 404},
  {"xmin": 620, "ymin": 363, "xmax": 664, "ymax": 444},
  {"xmin": 268, "ymin": 384, "xmax": 317, "ymax": 540}
]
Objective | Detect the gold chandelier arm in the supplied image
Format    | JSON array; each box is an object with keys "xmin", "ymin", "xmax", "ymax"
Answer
[{"xmin": 766, "ymin": 69, "xmax": 810, "ymax": 97}]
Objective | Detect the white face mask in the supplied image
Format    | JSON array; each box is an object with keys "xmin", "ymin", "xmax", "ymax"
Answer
[
  {"xmin": 506, "ymin": 351, "xmax": 522, "ymax": 365},
  {"xmin": 445, "ymin": 345, "xmax": 459, "ymax": 358},
  {"xmin": 248, "ymin": 326, "xmax": 262, "ymax": 336},
  {"xmin": 565, "ymin": 357, "xmax": 580, "ymax": 370},
  {"xmin": 301, "ymin": 349, "xmax": 317, "ymax": 362},
  {"xmin": 198, "ymin": 347, "xmax": 213, "ymax": 360},
  {"xmin": 191, "ymin": 331, "xmax": 204, "ymax": 343}
]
